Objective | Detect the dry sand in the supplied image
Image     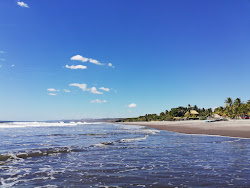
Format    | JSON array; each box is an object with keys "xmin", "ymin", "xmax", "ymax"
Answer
[{"xmin": 120, "ymin": 120, "xmax": 250, "ymax": 138}]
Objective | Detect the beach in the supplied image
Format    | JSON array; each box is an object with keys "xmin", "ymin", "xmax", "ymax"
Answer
[{"xmin": 120, "ymin": 119, "xmax": 250, "ymax": 139}]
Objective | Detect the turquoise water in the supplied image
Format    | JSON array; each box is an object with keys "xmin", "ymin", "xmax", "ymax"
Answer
[{"xmin": 0, "ymin": 122, "xmax": 250, "ymax": 187}]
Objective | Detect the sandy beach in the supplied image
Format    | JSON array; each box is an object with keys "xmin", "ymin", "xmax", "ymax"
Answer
[{"xmin": 120, "ymin": 120, "xmax": 250, "ymax": 138}]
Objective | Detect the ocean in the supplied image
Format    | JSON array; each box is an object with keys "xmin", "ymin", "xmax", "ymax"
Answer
[{"xmin": 0, "ymin": 122, "xmax": 250, "ymax": 187}]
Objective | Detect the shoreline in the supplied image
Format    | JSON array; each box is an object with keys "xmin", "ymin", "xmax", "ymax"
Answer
[{"xmin": 119, "ymin": 120, "xmax": 250, "ymax": 139}]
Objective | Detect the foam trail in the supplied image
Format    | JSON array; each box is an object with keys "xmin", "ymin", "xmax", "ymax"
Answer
[
  {"xmin": 0, "ymin": 147, "xmax": 83, "ymax": 164},
  {"xmin": 0, "ymin": 122, "xmax": 78, "ymax": 128},
  {"xmin": 120, "ymin": 135, "xmax": 149, "ymax": 142}
]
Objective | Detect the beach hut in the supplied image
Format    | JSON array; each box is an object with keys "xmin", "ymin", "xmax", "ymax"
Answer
[
  {"xmin": 185, "ymin": 110, "xmax": 199, "ymax": 116},
  {"xmin": 184, "ymin": 110, "xmax": 199, "ymax": 119},
  {"xmin": 212, "ymin": 113, "xmax": 222, "ymax": 120}
]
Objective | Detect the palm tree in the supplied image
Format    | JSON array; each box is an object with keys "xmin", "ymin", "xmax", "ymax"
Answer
[
  {"xmin": 240, "ymin": 103, "xmax": 248, "ymax": 118},
  {"xmin": 233, "ymin": 98, "xmax": 242, "ymax": 119},
  {"xmin": 225, "ymin": 97, "xmax": 233, "ymax": 118},
  {"xmin": 193, "ymin": 105, "xmax": 198, "ymax": 111},
  {"xmin": 207, "ymin": 108, "xmax": 212, "ymax": 117},
  {"xmin": 234, "ymin": 98, "xmax": 242, "ymax": 107},
  {"xmin": 225, "ymin": 97, "xmax": 233, "ymax": 107},
  {"xmin": 214, "ymin": 106, "xmax": 225, "ymax": 116}
]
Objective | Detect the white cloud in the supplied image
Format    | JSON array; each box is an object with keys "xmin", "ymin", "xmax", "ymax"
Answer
[
  {"xmin": 69, "ymin": 83, "xmax": 104, "ymax": 94},
  {"xmin": 70, "ymin": 55, "xmax": 88, "ymax": 62},
  {"xmin": 128, "ymin": 103, "xmax": 137, "ymax": 108},
  {"xmin": 99, "ymin": 87, "xmax": 110, "ymax": 92},
  {"xmin": 17, "ymin": 1, "xmax": 29, "ymax": 8},
  {"xmin": 90, "ymin": 99, "xmax": 107, "ymax": 103},
  {"xmin": 64, "ymin": 89, "xmax": 71, "ymax": 93},
  {"xmin": 90, "ymin": 87, "xmax": 103, "ymax": 94},
  {"xmin": 11, "ymin": 65, "xmax": 15, "ymax": 67},
  {"xmin": 108, "ymin": 63, "xmax": 114, "ymax": 68},
  {"xmin": 47, "ymin": 88, "xmax": 60, "ymax": 92},
  {"xmin": 65, "ymin": 64, "xmax": 87, "ymax": 70},
  {"xmin": 0, "ymin": 51, "xmax": 5, "ymax": 54},
  {"xmin": 69, "ymin": 83, "xmax": 88, "ymax": 91},
  {"xmin": 49, "ymin": 93, "xmax": 56, "ymax": 96},
  {"xmin": 70, "ymin": 55, "xmax": 105, "ymax": 66},
  {"xmin": 89, "ymin": 58, "xmax": 102, "ymax": 65}
]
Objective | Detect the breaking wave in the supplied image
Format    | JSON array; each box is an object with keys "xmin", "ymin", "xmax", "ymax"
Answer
[
  {"xmin": 0, "ymin": 134, "xmax": 150, "ymax": 164},
  {"xmin": 0, "ymin": 121, "xmax": 103, "ymax": 128},
  {"xmin": 120, "ymin": 135, "xmax": 148, "ymax": 142},
  {"xmin": 93, "ymin": 135, "xmax": 149, "ymax": 147},
  {"xmin": 0, "ymin": 147, "xmax": 83, "ymax": 164}
]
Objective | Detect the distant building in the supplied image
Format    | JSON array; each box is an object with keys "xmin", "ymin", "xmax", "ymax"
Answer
[
  {"xmin": 185, "ymin": 110, "xmax": 199, "ymax": 119},
  {"xmin": 212, "ymin": 113, "xmax": 222, "ymax": 120}
]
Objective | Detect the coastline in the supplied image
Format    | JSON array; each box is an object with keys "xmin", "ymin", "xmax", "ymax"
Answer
[{"xmin": 119, "ymin": 119, "xmax": 250, "ymax": 139}]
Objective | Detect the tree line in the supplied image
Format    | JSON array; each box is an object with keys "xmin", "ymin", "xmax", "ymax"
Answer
[
  {"xmin": 118, "ymin": 97, "xmax": 250, "ymax": 122},
  {"xmin": 214, "ymin": 98, "xmax": 250, "ymax": 119}
]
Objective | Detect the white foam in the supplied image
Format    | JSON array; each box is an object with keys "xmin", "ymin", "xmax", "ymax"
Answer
[
  {"xmin": 34, "ymin": 185, "xmax": 58, "ymax": 188},
  {"xmin": 76, "ymin": 122, "xmax": 103, "ymax": 125},
  {"xmin": 120, "ymin": 135, "xmax": 148, "ymax": 143},
  {"xmin": 93, "ymin": 141, "xmax": 114, "ymax": 147},
  {"xmin": 116, "ymin": 124, "xmax": 160, "ymax": 135},
  {"xmin": 0, "ymin": 177, "xmax": 18, "ymax": 188},
  {"xmin": 0, "ymin": 122, "xmax": 78, "ymax": 128},
  {"xmin": 93, "ymin": 143, "xmax": 108, "ymax": 147},
  {"xmin": 219, "ymin": 138, "xmax": 242, "ymax": 143}
]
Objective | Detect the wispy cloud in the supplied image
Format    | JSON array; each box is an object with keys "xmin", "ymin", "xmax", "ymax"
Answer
[
  {"xmin": 90, "ymin": 99, "xmax": 107, "ymax": 103},
  {"xmin": 0, "ymin": 59, "xmax": 5, "ymax": 61},
  {"xmin": 0, "ymin": 51, "xmax": 5, "ymax": 54},
  {"xmin": 69, "ymin": 83, "xmax": 88, "ymax": 91},
  {"xmin": 128, "ymin": 103, "xmax": 137, "ymax": 108},
  {"xmin": 65, "ymin": 64, "xmax": 87, "ymax": 70},
  {"xmin": 17, "ymin": 1, "xmax": 29, "ymax": 8},
  {"xmin": 47, "ymin": 88, "xmax": 60, "ymax": 92},
  {"xmin": 90, "ymin": 87, "xmax": 103, "ymax": 94},
  {"xmin": 99, "ymin": 87, "xmax": 110, "ymax": 92},
  {"xmin": 108, "ymin": 63, "xmax": 114, "ymax": 68},
  {"xmin": 11, "ymin": 65, "xmax": 15, "ymax": 67},
  {"xmin": 69, "ymin": 83, "xmax": 103, "ymax": 94},
  {"xmin": 70, "ymin": 55, "xmax": 104, "ymax": 66},
  {"xmin": 88, "ymin": 58, "xmax": 102, "ymax": 65},
  {"xmin": 71, "ymin": 55, "xmax": 88, "ymax": 62},
  {"xmin": 64, "ymin": 89, "xmax": 71, "ymax": 93},
  {"xmin": 48, "ymin": 93, "xmax": 57, "ymax": 96}
]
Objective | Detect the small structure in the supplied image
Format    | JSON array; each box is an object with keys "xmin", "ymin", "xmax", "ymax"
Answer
[
  {"xmin": 185, "ymin": 110, "xmax": 199, "ymax": 119},
  {"xmin": 212, "ymin": 113, "xmax": 222, "ymax": 120}
]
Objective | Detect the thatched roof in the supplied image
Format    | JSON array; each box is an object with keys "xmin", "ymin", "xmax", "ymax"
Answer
[
  {"xmin": 190, "ymin": 110, "xmax": 199, "ymax": 115},
  {"xmin": 185, "ymin": 110, "xmax": 199, "ymax": 116}
]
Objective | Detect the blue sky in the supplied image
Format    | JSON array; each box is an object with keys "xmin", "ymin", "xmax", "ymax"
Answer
[{"xmin": 0, "ymin": 0, "xmax": 249, "ymax": 121}]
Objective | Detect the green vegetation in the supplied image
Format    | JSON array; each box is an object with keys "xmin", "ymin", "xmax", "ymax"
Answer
[
  {"xmin": 118, "ymin": 105, "xmax": 212, "ymax": 122},
  {"xmin": 118, "ymin": 97, "xmax": 250, "ymax": 122},
  {"xmin": 214, "ymin": 98, "xmax": 250, "ymax": 119}
]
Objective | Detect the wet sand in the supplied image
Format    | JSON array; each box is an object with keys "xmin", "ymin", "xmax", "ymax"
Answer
[{"xmin": 120, "ymin": 120, "xmax": 250, "ymax": 138}]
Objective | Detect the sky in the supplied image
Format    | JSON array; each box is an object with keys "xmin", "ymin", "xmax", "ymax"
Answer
[{"xmin": 0, "ymin": 0, "xmax": 249, "ymax": 121}]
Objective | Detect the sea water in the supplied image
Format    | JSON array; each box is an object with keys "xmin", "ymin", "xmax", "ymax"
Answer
[{"xmin": 0, "ymin": 122, "xmax": 250, "ymax": 187}]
